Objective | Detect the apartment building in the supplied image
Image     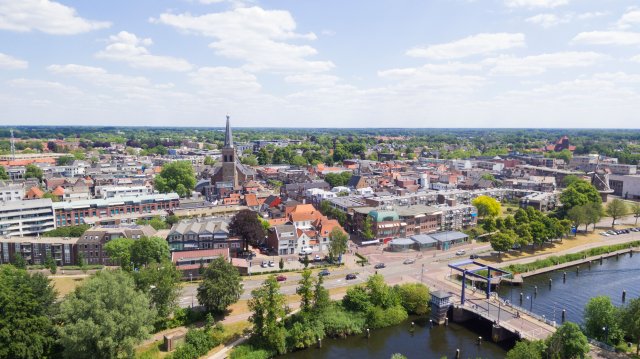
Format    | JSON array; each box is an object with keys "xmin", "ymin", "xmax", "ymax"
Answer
[{"xmin": 0, "ymin": 199, "xmax": 56, "ymax": 237}]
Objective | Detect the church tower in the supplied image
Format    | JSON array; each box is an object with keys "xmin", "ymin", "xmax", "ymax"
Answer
[{"xmin": 221, "ymin": 115, "xmax": 238, "ymax": 188}]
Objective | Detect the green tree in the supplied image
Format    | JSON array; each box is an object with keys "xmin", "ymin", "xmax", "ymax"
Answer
[
  {"xmin": 56, "ymin": 155, "xmax": 75, "ymax": 165},
  {"xmin": 514, "ymin": 208, "xmax": 530, "ymax": 224},
  {"xmin": 45, "ymin": 252, "xmax": 57, "ymax": 274},
  {"xmin": 136, "ymin": 216, "xmax": 169, "ymax": 230},
  {"xmin": 134, "ymin": 259, "xmax": 182, "ymax": 319},
  {"xmin": 296, "ymin": 269, "xmax": 314, "ymax": 312},
  {"xmin": 632, "ymin": 202, "xmax": 640, "ymax": 226},
  {"xmin": 241, "ymin": 155, "xmax": 258, "ymax": 166},
  {"xmin": 546, "ymin": 322, "xmax": 589, "ymax": 359},
  {"xmin": 0, "ymin": 266, "xmax": 57, "ymax": 359},
  {"xmin": 390, "ymin": 354, "xmax": 407, "ymax": 359},
  {"xmin": 104, "ymin": 237, "xmax": 135, "ymax": 271},
  {"xmin": 472, "ymin": 195, "xmax": 501, "ymax": 218},
  {"xmin": 483, "ymin": 217, "xmax": 497, "ymax": 232},
  {"xmin": 328, "ymin": 227, "xmax": 348, "ymax": 263},
  {"xmin": 0, "ymin": 165, "xmax": 8, "ymax": 180},
  {"xmin": 203, "ymin": 155, "xmax": 216, "ymax": 165},
  {"xmin": 131, "ymin": 236, "xmax": 170, "ymax": 268},
  {"xmin": 229, "ymin": 209, "xmax": 266, "ymax": 251},
  {"xmin": 279, "ymin": 257, "xmax": 284, "ymax": 270},
  {"xmin": 621, "ymin": 298, "xmax": 640, "ymax": 355},
  {"xmin": 361, "ymin": 215, "xmax": 375, "ymax": 241},
  {"xmin": 13, "ymin": 252, "xmax": 27, "ymax": 269},
  {"xmin": 248, "ymin": 276, "xmax": 288, "ymax": 354},
  {"xmin": 154, "ymin": 161, "xmax": 196, "ymax": 197},
  {"xmin": 24, "ymin": 163, "xmax": 43, "ymax": 182},
  {"xmin": 605, "ymin": 199, "xmax": 627, "ymax": 228},
  {"xmin": 57, "ymin": 270, "xmax": 156, "ymax": 359},
  {"xmin": 197, "ymin": 256, "xmax": 243, "ymax": 313},
  {"xmin": 567, "ymin": 205, "xmax": 587, "ymax": 234},
  {"xmin": 584, "ymin": 202, "xmax": 603, "ymax": 232},
  {"xmin": 312, "ymin": 272, "xmax": 330, "ymax": 312},
  {"xmin": 504, "ymin": 215, "xmax": 517, "ymax": 230},
  {"xmin": 583, "ymin": 296, "xmax": 623, "ymax": 345},
  {"xmin": 515, "ymin": 223, "xmax": 533, "ymax": 249},
  {"xmin": 490, "ymin": 232, "xmax": 515, "ymax": 258},
  {"xmin": 506, "ymin": 340, "xmax": 545, "ymax": 359},
  {"xmin": 290, "ymin": 155, "xmax": 308, "ymax": 167},
  {"xmin": 396, "ymin": 283, "xmax": 430, "ymax": 315},
  {"xmin": 559, "ymin": 180, "xmax": 601, "ymax": 215},
  {"xmin": 77, "ymin": 251, "xmax": 87, "ymax": 273}
]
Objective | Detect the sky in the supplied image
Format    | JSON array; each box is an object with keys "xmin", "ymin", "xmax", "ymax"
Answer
[{"xmin": 1, "ymin": 0, "xmax": 640, "ymax": 128}]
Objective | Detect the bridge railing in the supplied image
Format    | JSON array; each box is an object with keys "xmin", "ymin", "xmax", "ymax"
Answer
[{"xmin": 496, "ymin": 297, "xmax": 557, "ymax": 328}]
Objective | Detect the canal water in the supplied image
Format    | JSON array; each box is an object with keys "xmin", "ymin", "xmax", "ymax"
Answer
[
  {"xmin": 282, "ymin": 317, "xmax": 510, "ymax": 359},
  {"xmin": 496, "ymin": 252, "xmax": 640, "ymax": 325}
]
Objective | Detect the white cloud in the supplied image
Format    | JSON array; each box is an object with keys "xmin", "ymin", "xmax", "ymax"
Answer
[
  {"xmin": 526, "ymin": 13, "xmax": 570, "ymax": 28},
  {"xmin": 0, "ymin": 0, "xmax": 110, "ymax": 35},
  {"xmin": 617, "ymin": 8, "xmax": 640, "ymax": 29},
  {"xmin": 407, "ymin": 33, "xmax": 525, "ymax": 59},
  {"xmin": 47, "ymin": 64, "xmax": 151, "ymax": 89},
  {"xmin": 0, "ymin": 52, "xmax": 27, "ymax": 69},
  {"xmin": 7, "ymin": 78, "xmax": 81, "ymax": 95},
  {"xmin": 572, "ymin": 31, "xmax": 640, "ymax": 45},
  {"xmin": 151, "ymin": 6, "xmax": 333, "ymax": 73},
  {"xmin": 485, "ymin": 51, "xmax": 606, "ymax": 76},
  {"xmin": 95, "ymin": 31, "xmax": 193, "ymax": 71},
  {"xmin": 189, "ymin": 66, "xmax": 261, "ymax": 95},
  {"xmin": 504, "ymin": 0, "xmax": 569, "ymax": 9},
  {"xmin": 631, "ymin": 54, "xmax": 640, "ymax": 62},
  {"xmin": 284, "ymin": 73, "xmax": 340, "ymax": 86}
]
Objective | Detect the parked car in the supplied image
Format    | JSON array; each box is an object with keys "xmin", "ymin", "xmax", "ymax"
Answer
[
  {"xmin": 314, "ymin": 255, "xmax": 322, "ymax": 262},
  {"xmin": 403, "ymin": 258, "xmax": 415, "ymax": 265},
  {"xmin": 600, "ymin": 232, "xmax": 610, "ymax": 237},
  {"xmin": 456, "ymin": 250, "xmax": 466, "ymax": 256},
  {"xmin": 469, "ymin": 254, "xmax": 480, "ymax": 259},
  {"xmin": 261, "ymin": 261, "xmax": 268, "ymax": 268},
  {"xmin": 346, "ymin": 273, "xmax": 357, "ymax": 280},
  {"xmin": 268, "ymin": 261, "xmax": 275, "ymax": 267},
  {"xmin": 319, "ymin": 269, "xmax": 330, "ymax": 276},
  {"xmin": 276, "ymin": 275, "xmax": 287, "ymax": 282},
  {"xmin": 607, "ymin": 230, "xmax": 617, "ymax": 235},
  {"xmin": 374, "ymin": 263, "xmax": 386, "ymax": 269},
  {"xmin": 299, "ymin": 247, "xmax": 313, "ymax": 255}
]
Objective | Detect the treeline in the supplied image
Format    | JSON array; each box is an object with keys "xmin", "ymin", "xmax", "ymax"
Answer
[{"xmin": 230, "ymin": 272, "xmax": 430, "ymax": 358}]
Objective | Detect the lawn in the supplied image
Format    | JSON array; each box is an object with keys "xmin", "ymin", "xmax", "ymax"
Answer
[{"xmin": 50, "ymin": 276, "xmax": 87, "ymax": 297}]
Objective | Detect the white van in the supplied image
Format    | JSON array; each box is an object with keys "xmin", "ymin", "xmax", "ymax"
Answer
[{"xmin": 299, "ymin": 247, "xmax": 313, "ymax": 255}]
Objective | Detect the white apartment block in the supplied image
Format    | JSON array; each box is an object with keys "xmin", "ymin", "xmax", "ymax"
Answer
[{"xmin": 0, "ymin": 199, "xmax": 56, "ymax": 237}]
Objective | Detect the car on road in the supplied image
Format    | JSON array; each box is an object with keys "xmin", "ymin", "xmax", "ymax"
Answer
[
  {"xmin": 469, "ymin": 254, "xmax": 479, "ymax": 259},
  {"xmin": 346, "ymin": 273, "xmax": 357, "ymax": 280},
  {"xmin": 403, "ymin": 258, "xmax": 415, "ymax": 265},
  {"xmin": 455, "ymin": 250, "xmax": 466, "ymax": 256},
  {"xmin": 319, "ymin": 269, "xmax": 330, "ymax": 276},
  {"xmin": 276, "ymin": 275, "xmax": 287, "ymax": 282},
  {"xmin": 374, "ymin": 263, "xmax": 386, "ymax": 269}
]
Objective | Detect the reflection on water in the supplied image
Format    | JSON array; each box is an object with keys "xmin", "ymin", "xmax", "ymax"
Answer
[
  {"xmin": 282, "ymin": 317, "xmax": 509, "ymax": 359},
  {"xmin": 497, "ymin": 252, "xmax": 640, "ymax": 325}
]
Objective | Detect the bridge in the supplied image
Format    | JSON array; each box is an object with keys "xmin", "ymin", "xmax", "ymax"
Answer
[{"xmin": 426, "ymin": 259, "xmax": 556, "ymax": 342}]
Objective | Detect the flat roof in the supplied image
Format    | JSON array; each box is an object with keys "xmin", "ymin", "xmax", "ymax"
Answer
[{"xmin": 429, "ymin": 231, "xmax": 468, "ymax": 242}]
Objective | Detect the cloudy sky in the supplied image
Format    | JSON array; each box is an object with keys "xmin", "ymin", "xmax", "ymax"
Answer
[{"xmin": 1, "ymin": 0, "xmax": 640, "ymax": 128}]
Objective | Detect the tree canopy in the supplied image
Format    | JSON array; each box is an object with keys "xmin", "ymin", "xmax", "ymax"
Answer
[
  {"xmin": 154, "ymin": 161, "xmax": 196, "ymax": 197},
  {"xmin": 229, "ymin": 209, "xmax": 265, "ymax": 251},
  {"xmin": 605, "ymin": 199, "xmax": 627, "ymax": 228},
  {"xmin": 57, "ymin": 270, "xmax": 156, "ymax": 359},
  {"xmin": 472, "ymin": 195, "xmax": 501, "ymax": 218},
  {"xmin": 328, "ymin": 227, "xmax": 348, "ymax": 262},
  {"xmin": 546, "ymin": 322, "xmax": 589, "ymax": 359},
  {"xmin": 197, "ymin": 256, "xmax": 243, "ymax": 313},
  {"xmin": 0, "ymin": 266, "xmax": 57, "ymax": 359}
]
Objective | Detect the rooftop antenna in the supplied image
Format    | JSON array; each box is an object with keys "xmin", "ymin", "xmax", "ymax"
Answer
[{"xmin": 10, "ymin": 129, "xmax": 16, "ymax": 160}]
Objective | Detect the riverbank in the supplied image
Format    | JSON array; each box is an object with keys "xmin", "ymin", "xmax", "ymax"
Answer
[{"xmin": 500, "ymin": 240, "xmax": 640, "ymax": 279}]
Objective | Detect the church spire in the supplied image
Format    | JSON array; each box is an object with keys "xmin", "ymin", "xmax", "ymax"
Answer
[{"xmin": 224, "ymin": 115, "xmax": 234, "ymax": 148}]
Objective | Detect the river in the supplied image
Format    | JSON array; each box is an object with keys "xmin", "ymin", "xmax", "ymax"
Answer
[
  {"xmin": 282, "ymin": 317, "xmax": 509, "ymax": 359},
  {"xmin": 496, "ymin": 251, "xmax": 640, "ymax": 325}
]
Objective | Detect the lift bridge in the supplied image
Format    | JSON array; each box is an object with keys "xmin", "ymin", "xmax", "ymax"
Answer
[{"xmin": 428, "ymin": 260, "xmax": 557, "ymax": 342}]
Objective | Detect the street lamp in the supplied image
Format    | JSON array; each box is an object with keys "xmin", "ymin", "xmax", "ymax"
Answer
[
  {"xmin": 526, "ymin": 295, "xmax": 533, "ymax": 312},
  {"xmin": 603, "ymin": 326, "xmax": 609, "ymax": 344}
]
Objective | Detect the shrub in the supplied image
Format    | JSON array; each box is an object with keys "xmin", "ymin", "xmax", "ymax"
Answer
[
  {"xmin": 367, "ymin": 305, "xmax": 408, "ymax": 329},
  {"xmin": 318, "ymin": 304, "xmax": 366, "ymax": 337},
  {"xmin": 229, "ymin": 344, "xmax": 275, "ymax": 359},
  {"xmin": 396, "ymin": 283, "xmax": 430, "ymax": 315}
]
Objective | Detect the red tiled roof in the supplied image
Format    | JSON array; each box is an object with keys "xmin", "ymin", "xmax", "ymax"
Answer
[{"xmin": 171, "ymin": 248, "xmax": 229, "ymax": 262}]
